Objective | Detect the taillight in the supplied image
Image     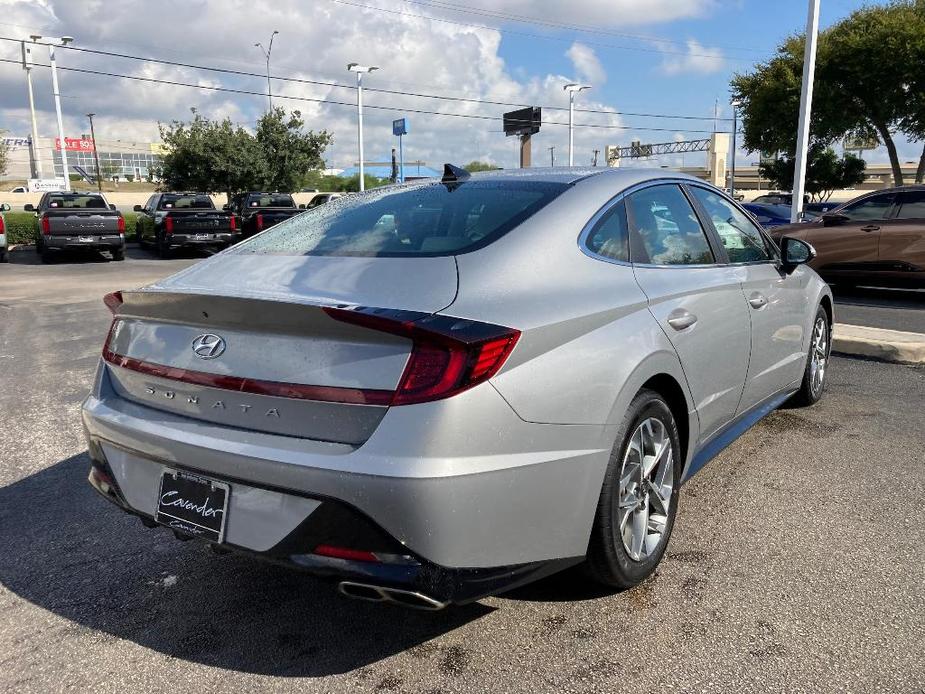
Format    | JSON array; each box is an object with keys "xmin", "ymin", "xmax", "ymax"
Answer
[
  {"xmin": 313, "ymin": 545, "xmax": 379, "ymax": 563},
  {"xmin": 255, "ymin": 213, "xmax": 263, "ymax": 232},
  {"xmin": 41, "ymin": 216, "xmax": 50, "ymax": 235},
  {"xmin": 323, "ymin": 308, "xmax": 520, "ymax": 406},
  {"xmin": 0, "ymin": 215, "xmax": 5, "ymax": 233},
  {"xmin": 229, "ymin": 215, "xmax": 237, "ymax": 231},
  {"xmin": 117, "ymin": 216, "xmax": 125, "ymax": 233},
  {"xmin": 164, "ymin": 216, "xmax": 174, "ymax": 235},
  {"xmin": 103, "ymin": 291, "xmax": 123, "ymax": 315}
]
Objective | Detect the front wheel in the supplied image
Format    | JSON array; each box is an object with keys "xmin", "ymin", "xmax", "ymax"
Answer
[
  {"xmin": 790, "ymin": 306, "xmax": 830, "ymax": 407},
  {"xmin": 585, "ymin": 389, "xmax": 681, "ymax": 589}
]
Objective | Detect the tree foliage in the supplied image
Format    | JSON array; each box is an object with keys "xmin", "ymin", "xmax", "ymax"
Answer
[
  {"xmin": 760, "ymin": 146, "xmax": 866, "ymax": 201},
  {"xmin": 0, "ymin": 132, "xmax": 9, "ymax": 178},
  {"xmin": 157, "ymin": 108, "xmax": 331, "ymax": 197},
  {"xmin": 463, "ymin": 160, "xmax": 501, "ymax": 172},
  {"xmin": 732, "ymin": 0, "xmax": 925, "ymax": 185}
]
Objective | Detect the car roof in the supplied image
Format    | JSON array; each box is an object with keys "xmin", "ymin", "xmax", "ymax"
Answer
[{"xmin": 453, "ymin": 166, "xmax": 705, "ymax": 188}]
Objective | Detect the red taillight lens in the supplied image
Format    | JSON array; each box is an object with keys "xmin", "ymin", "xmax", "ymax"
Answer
[
  {"xmin": 164, "ymin": 216, "xmax": 174, "ymax": 235},
  {"xmin": 313, "ymin": 545, "xmax": 379, "ymax": 563},
  {"xmin": 255, "ymin": 214, "xmax": 262, "ymax": 232},
  {"xmin": 323, "ymin": 308, "xmax": 520, "ymax": 406},
  {"xmin": 0, "ymin": 216, "xmax": 5, "ymax": 233},
  {"xmin": 103, "ymin": 291, "xmax": 123, "ymax": 315},
  {"xmin": 229, "ymin": 215, "xmax": 237, "ymax": 231},
  {"xmin": 41, "ymin": 216, "xmax": 50, "ymax": 235},
  {"xmin": 117, "ymin": 216, "xmax": 125, "ymax": 233}
]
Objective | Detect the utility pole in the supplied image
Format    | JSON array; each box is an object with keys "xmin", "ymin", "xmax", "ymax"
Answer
[
  {"xmin": 548, "ymin": 146, "xmax": 556, "ymax": 167},
  {"xmin": 20, "ymin": 42, "xmax": 42, "ymax": 178},
  {"xmin": 790, "ymin": 0, "xmax": 821, "ymax": 223},
  {"xmin": 31, "ymin": 34, "xmax": 74, "ymax": 191},
  {"xmin": 86, "ymin": 113, "xmax": 102, "ymax": 193},
  {"xmin": 254, "ymin": 30, "xmax": 279, "ymax": 112},
  {"xmin": 563, "ymin": 83, "xmax": 590, "ymax": 166},
  {"xmin": 730, "ymin": 100, "xmax": 740, "ymax": 198},
  {"xmin": 592, "ymin": 149, "xmax": 600, "ymax": 167},
  {"xmin": 347, "ymin": 63, "xmax": 378, "ymax": 191}
]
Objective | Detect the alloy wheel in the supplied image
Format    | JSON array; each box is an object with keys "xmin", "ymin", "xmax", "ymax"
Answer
[
  {"xmin": 810, "ymin": 317, "xmax": 828, "ymax": 397},
  {"xmin": 617, "ymin": 417, "xmax": 674, "ymax": 562}
]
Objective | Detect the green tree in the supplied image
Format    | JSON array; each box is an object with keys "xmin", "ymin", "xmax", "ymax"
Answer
[
  {"xmin": 463, "ymin": 160, "xmax": 501, "ymax": 172},
  {"xmin": 760, "ymin": 145, "xmax": 866, "ymax": 201},
  {"xmin": 255, "ymin": 108, "xmax": 332, "ymax": 192},
  {"xmin": 732, "ymin": 1, "xmax": 925, "ymax": 186},
  {"xmin": 0, "ymin": 134, "xmax": 9, "ymax": 178}
]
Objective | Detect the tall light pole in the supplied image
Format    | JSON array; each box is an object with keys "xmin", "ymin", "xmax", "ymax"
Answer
[
  {"xmin": 347, "ymin": 63, "xmax": 378, "ymax": 192},
  {"xmin": 791, "ymin": 0, "xmax": 821, "ymax": 223},
  {"xmin": 86, "ymin": 113, "xmax": 102, "ymax": 193},
  {"xmin": 20, "ymin": 42, "xmax": 42, "ymax": 178},
  {"xmin": 31, "ymin": 34, "xmax": 74, "ymax": 191},
  {"xmin": 254, "ymin": 30, "xmax": 279, "ymax": 112},
  {"xmin": 548, "ymin": 146, "xmax": 556, "ymax": 167},
  {"xmin": 563, "ymin": 83, "xmax": 590, "ymax": 167},
  {"xmin": 730, "ymin": 99, "xmax": 741, "ymax": 198}
]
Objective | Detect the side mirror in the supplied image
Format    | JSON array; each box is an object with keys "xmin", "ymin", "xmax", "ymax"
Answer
[
  {"xmin": 780, "ymin": 236, "xmax": 816, "ymax": 273},
  {"xmin": 0, "ymin": 203, "xmax": 10, "ymax": 212},
  {"xmin": 109, "ymin": 203, "xmax": 117, "ymax": 210},
  {"xmin": 822, "ymin": 213, "xmax": 849, "ymax": 227},
  {"xmin": 24, "ymin": 203, "xmax": 34, "ymax": 212},
  {"xmin": 133, "ymin": 204, "xmax": 143, "ymax": 212}
]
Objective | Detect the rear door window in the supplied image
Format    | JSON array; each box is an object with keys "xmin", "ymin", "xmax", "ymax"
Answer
[
  {"xmin": 625, "ymin": 184, "xmax": 715, "ymax": 265},
  {"xmin": 894, "ymin": 190, "xmax": 925, "ymax": 220}
]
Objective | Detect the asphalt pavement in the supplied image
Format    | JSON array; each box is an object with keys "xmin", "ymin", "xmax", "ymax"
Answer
[{"xmin": 1, "ymin": 248, "xmax": 923, "ymax": 693}]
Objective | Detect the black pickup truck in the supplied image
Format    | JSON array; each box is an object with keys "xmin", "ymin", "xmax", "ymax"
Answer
[
  {"xmin": 134, "ymin": 193, "xmax": 237, "ymax": 258},
  {"xmin": 27, "ymin": 192, "xmax": 125, "ymax": 263},
  {"xmin": 227, "ymin": 192, "xmax": 302, "ymax": 238}
]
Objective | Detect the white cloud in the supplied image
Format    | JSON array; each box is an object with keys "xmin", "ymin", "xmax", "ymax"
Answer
[
  {"xmin": 658, "ymin": 39, "xmax": 726, "ymax": 76},
  {"xmin": 566, "ymin": 43, "xmax": 606, "ymax": 87},
  {"xmin": 465, "ymin": 0, "xmax": 717, "ymax": 27}
]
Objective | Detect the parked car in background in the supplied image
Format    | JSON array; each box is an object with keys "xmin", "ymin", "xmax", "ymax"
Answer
[
  {"xmin": 306, "ymin": 192, "xmax": 344, "ymax": 209},
  {"xmin": 227, "ymin": 192, "xmax": 302, "ymax": 239},
  {"xmin": 84, "ymin": 167, "xmax": 832, "ymax": 609},
  {"xmin": 134, "ymin": 193, "xmax": 237, "ymax": 258},
  {"xmin": 751, "ymin": 192, "xmax": 840, "ymax": 217},
  {"xmin": 0, "ymin": 202, "xmax": 9, "ymax": 262},
  {"xmin": 769, "ymin": 185, "xmax": 925, "ymax": 288},
  {"xmin": 26, "ymin": 192, "xmax": 125, "ymax": 263},
  {"xmin": 741, "ymin": 202, "xmax": 794, "ymax": 229},
  {"xmin": 8, "ymin": 186, "xmax": 27, "ymax": 193}
]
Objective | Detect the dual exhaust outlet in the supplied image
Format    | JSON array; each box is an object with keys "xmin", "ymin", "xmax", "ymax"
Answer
[{"xmin": 338, "ymin": 581, "xmax": 449, "ymax": 611}]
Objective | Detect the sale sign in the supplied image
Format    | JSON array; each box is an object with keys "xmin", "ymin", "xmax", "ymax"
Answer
[{"xmin": 55, "ymin": 137, "xmax": 95, "ymax": 152}]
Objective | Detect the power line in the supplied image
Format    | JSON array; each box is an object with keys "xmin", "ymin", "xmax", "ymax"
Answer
[
  {"xmin": 0, "ymin": 57, "xmax": 721, "ymax": 134},
  {"xmin": 0, "ymin": 36, "xmax": 731, "ymax": 123}
]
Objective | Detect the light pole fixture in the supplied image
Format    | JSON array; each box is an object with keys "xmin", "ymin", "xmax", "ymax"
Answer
[
  {"xmin": 255, "ymin": 30, "xmax": 279, "ymax": 112},
  {"xmin": 563, "ymin": 83, "xmax": 590, "ymax": 167},
  {"xmin": 347, "ymin": 63, "xmax": 379, "ymax": 192},
  {"xmin": 20, "ymin": 41, "xmax": 42, "ymax": 178},
  {"xmin": 86, "ymin": 113, "xmax": 103, "ymax": 193},
  {"xmin": 30, "ymin": 34, "xmax": 74, "ymax": 191},
  {"xmin": 730, "ymin": 99, "xmax": 741, "ymax": 199},
  {"xmin": 791, "ymin": 0, "xmax": 821, "ymax": 223}
]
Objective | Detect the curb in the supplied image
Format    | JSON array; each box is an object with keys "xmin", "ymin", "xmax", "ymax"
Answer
[{"xmin": 833, "ymin": 323, "xmax": 925, "ymax": 365}]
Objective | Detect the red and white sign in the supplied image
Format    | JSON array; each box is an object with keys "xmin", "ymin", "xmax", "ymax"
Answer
[{"xmin": 55, "ymin": 137, "xmax": 95, "ymax": 152}]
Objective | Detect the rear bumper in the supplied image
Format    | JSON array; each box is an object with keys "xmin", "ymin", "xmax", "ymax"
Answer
[
  {"xmin": 44, "ymin": 235, "xmax": 124, "ymax": 251},
  {"xmin": 166, "ymin": 232, "xmax": 237, "ymax": 248},
  {"xmin": 81, "ymin": 360, "xmax": 611, "ymax": 594}
]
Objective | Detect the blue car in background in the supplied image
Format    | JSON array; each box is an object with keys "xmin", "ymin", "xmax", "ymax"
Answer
[{"xmin": 741, "ymin": 202, "xmax": 794, "ymax": 229}]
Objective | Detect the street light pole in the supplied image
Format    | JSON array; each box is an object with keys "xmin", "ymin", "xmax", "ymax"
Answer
[
  {"xmin": 31, "ymin": 34, "xmax": 74, "ymax": 191},
  {"xmin": 347, "ymin": 63, "xmax": 378, "ymax": 192},
  {"xmin": 254, "ymin": 30, "xmax": 279, "ymax": 112},
  {"xmin": 86, "ymin": 113, "xmax": 102, "ymax": 193},
  {"xmin": 563, "ymin": 83, "xmax": 590, "ymax": 167},
  {"xmin": 790, "ymin": 0, "xmax": 821, "ymax": 223},
  {"xmin": 730, "ymin": 100, "xmax": 740, "ymax": 198},
  {"xmin": 20, "ymin": 42, "xmax": 42, "ymax": 178},
  {"xmin": 548, "ymin": 146, "xmax": 555, "ymax": 167}
]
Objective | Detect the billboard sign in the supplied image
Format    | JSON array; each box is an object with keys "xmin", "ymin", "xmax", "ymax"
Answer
[
  {"xmin": 503, "ymin": 107, "xmax": 541, "ymax": 136},
  {"xmin": 843, "ymin": 134, "xmax": 879, "ymax": 152},
  {"xmin": 28, "ymin": 178, "xmax": 67, "ymax": 193},
  {"xmin": 392, "ymin": 118, "xmax": 408, "ymax": 136},
  {"xmin": 2, "ymin": 136, "xmax": 31, "ymax": 150},
  {"xmin": 55, "ymin": 137, "xmax": 95, "ymax": 152}
]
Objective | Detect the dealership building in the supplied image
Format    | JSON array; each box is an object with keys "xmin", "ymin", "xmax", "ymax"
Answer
[{"xmin": 2, "ymin": 135, "xmax": 164, "ymax": 183}]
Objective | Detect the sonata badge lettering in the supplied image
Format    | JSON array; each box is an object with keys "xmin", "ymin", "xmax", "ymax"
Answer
[
  {"xmin": 144, "ymin": 385, "xmax": 281, "ymax": 417},
  {"xmin": 191, "ymin": 333, "xmax": 226, "ymax": 359}
]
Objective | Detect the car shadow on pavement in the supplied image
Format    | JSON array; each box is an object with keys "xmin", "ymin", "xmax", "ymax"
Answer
[{"xmin": 0, "ymin": 452, "xmax": 492, "ymax": 677}]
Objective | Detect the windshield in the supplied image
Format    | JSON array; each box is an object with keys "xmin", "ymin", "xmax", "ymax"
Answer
[
  {"xmin": 45, "ymin": 195, "xmax": 108, "ymax": 209},
  {"xmin": 237, "ymin": 180, "xmax": 568, "ymax": 257},
  {"xmin": 245, "ymin": 194, "xmax": 295, "ymax": 208},
  {"xmin": 159, "ymin": 195, "xmax": 215, "ymax": 210}
]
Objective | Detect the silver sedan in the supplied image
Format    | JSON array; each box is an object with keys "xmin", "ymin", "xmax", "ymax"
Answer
[{"xmin": 83, "ymin": 167, "xmax": 832, "ymax": 609}]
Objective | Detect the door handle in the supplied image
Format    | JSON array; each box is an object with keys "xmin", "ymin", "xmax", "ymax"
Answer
[
  {"xmin": 666, "ymin": 309, "xmax": 698, "ymax": 331},
  {"xmin": 861, "ymin": 225, "xmax": 880, "ymax": 232},
  {"xmin": 748, "ymin": 293, "xmax": 768, "ymax": 309}
]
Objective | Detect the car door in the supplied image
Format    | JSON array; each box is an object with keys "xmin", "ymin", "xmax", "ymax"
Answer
[
  {"xmin": 878, "ymin": 189, "xmax": 925, "ymax": 285},
  {"xmin": 804, "ymin": 192, "xmax": 895, "ymax": 280},
  {"xmin": 627, "ymin": 183, "xmax": 752, "ymax": 441},
  {"xmin": 687, "ymin": 185, "xmax": 808, "ymax": 409}
]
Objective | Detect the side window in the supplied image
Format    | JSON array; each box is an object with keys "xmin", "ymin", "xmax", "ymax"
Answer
[
  {"xmin": 688, "ymin": 186, "xmax": 772, "ymax": 263},
  {"xmin": 144, "ymin": 195, "xmax": 155, "ymax": 213},
  {"xmin": 625, "ymin": 185, "xmax": 714, "ymax": 265},
  {"xmin": 894, "ymin": 191, "xmax": 925, "ymax": 220},
  {"xmin": 840, "ymin": 194, "xmax": 895, "ymax": 221},
  {"xmin": 585, "ymin": 201, "xmax": 629, "ymax": 262}
]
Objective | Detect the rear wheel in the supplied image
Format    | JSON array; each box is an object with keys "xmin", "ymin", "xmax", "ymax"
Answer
[
  {"xmin": 790, "ymin": 306, "xmax": 830, "ymax": 407},
  {"xmin": 586, "ymin": 389, "xmax": 681, "ymax": 589},
  {"xmin": 111, "ymin": 247, "xmax": 125, "ymax": 261},
  {"xmin": 40, "ymin": 246, "xmax": 53, "ymax": 264},
  {"xmin": 156, "ymin": 233, "xmax": 171, "ymax": 259},
  {"xmin": 0, "ymin": 249, "xmax": 7, "ymax": 263}
]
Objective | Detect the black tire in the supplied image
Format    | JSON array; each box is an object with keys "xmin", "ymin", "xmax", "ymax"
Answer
[
  {"xmin": 111, "ymin": 247, "xmax": 125, "ymax": 261},
  {"xmin": 156, "ymin": 234, "xmax": 171, "ymax": 259},
  {"xmin": 585, "ymin": 389, "xmax": 682, "ymax": 589},
  {"xmin": 790, "ymin": 305, "xmax": 830, "ymax": 407},
  {"xmin": 40, "ymin": 246, "xmax": 53, "ymax": 264},
  {"xmin": 0, "ymin": 249, "xmax": 7, "ymax": 263}
]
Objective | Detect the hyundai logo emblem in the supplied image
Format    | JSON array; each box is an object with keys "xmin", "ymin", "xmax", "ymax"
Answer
[{"xmin": 191, "ymin": 333, "xmax": 226, "ymax": 359}]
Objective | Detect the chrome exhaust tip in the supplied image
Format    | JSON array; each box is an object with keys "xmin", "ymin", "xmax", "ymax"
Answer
[{"xmin": 337, "ymin": 581, "xmax": 449, "ymax": 611}]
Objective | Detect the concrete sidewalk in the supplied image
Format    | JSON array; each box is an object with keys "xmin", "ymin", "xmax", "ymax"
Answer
[{"xmin": 833, "ymin": 323, "xmax": 925, "ymax": 364}]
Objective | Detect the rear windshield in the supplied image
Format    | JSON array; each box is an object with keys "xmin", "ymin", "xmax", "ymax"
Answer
[
  {"xmin": 159, "ymin": 195, "xmax": 215, "ymax": 210},
  {"xmin": 45, "ymin": 194, "xmax": 108, "ymax": 209},
  {"xmin": 245, "ymin": 194, "xmax": 295, "ymax": 208},
  {"xmin": 237, "ymin": 180, "xmax": 568, "ymax": 257}
]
